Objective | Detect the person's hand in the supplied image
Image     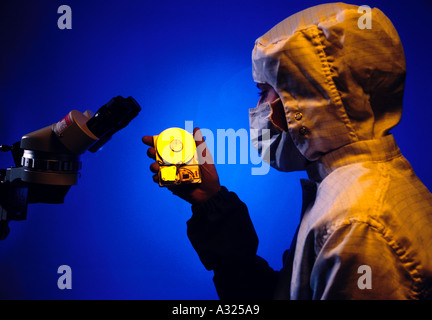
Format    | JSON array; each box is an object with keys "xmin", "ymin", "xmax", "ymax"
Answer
[{"xmin": 142, "ymin": 127, "xmax": 221, "ymax": 205}]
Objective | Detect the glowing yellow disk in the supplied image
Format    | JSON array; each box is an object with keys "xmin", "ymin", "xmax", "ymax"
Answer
[{"xmin": 155, "ymin": 128, "xmax": 196, "ymax": 165}]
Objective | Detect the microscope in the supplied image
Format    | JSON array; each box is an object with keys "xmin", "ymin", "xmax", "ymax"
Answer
[{"xmin": 0, "ymin": 96, "xmax": 141, "ymax": 240}]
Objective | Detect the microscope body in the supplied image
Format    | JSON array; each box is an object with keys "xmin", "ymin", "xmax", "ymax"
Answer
[{"xmin": 0, "ymin": 96, "xmax": 141, "ymax": 239}]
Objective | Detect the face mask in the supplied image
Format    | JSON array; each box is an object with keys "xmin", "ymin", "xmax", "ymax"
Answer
[{"xmin": 249, "ymin": 98, "xmax": 308, "ymax": 172}]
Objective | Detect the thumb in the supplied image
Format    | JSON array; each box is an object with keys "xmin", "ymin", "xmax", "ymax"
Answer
[
  {"xmin": 192, "ymin": 127, "xmax": 221, "ymax": 196},
  {"xmin": 193, "ymin": 127, "xmax": 214, "ymax": 165}
]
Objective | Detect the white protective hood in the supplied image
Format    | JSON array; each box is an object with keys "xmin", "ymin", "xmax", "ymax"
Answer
[{"xmin": 252, "ymin": 2, "xmax": 406, "ymax": 161}]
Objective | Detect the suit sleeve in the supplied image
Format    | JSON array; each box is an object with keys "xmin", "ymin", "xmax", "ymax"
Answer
[
  {"xmin": 187, "ymin": 187, "xmax": 279, "ymax": 299},
  {"xmin": 310, "ymin": 221, "xmax": 415, "ymax": 299}
]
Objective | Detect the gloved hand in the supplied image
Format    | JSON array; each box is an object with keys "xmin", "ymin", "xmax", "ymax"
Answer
[{"xmin": 142, "ymin": 127, "xmax": 221, "ymax": 205}]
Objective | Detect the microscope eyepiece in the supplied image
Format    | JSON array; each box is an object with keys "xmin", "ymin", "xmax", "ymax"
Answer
[{"xmin": 86, "ymin": 96, "xmax": 141, "ymax": 152}]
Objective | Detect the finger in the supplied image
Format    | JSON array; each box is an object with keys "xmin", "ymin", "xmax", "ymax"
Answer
[
  {"xmin": 193, "ymin": 127, "xmax": 205, "ymax": 147},
  {"xmin": 142, "ymin": 135, "xmax": 155, "ymax": 147},
  {"xmin": 150, "ymin": 162, "xmax": 160, "ymax": 173},
  {"xmin": 152, "ymin": 173, "xmax": 159, "ymax": 184},
  {"xmin": 193, "ymin": 127, "xmax": 215, "ymax": 166},
  {"xmin": 147, "ymin": 147, "xmax": 156, "ymax": 160}
]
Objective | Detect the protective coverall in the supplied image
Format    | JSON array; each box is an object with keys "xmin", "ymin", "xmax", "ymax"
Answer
[{"xmin": 187, "ymin": 3, "xmax": 432, "ymax": 299}]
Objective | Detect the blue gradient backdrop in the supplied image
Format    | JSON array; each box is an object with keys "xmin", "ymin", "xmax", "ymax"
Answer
[{"xmin": 0, "ymin": 0, "xmax": 431, "ymax": 299}]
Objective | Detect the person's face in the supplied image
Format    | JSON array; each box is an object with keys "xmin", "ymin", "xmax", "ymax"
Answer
[{"xmin": 257, "ymin": 83, "xmax": 288, "ymax": 132}]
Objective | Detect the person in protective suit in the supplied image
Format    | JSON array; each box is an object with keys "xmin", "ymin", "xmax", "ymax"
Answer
[{"xmin": 143, "ymin": 3, "xmax": 432, "ymax": 299}]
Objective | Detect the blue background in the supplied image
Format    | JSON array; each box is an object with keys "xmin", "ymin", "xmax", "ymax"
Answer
[{"xmin": 0, "ymin": 0, "xmax": 431, "ymax": 299}]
